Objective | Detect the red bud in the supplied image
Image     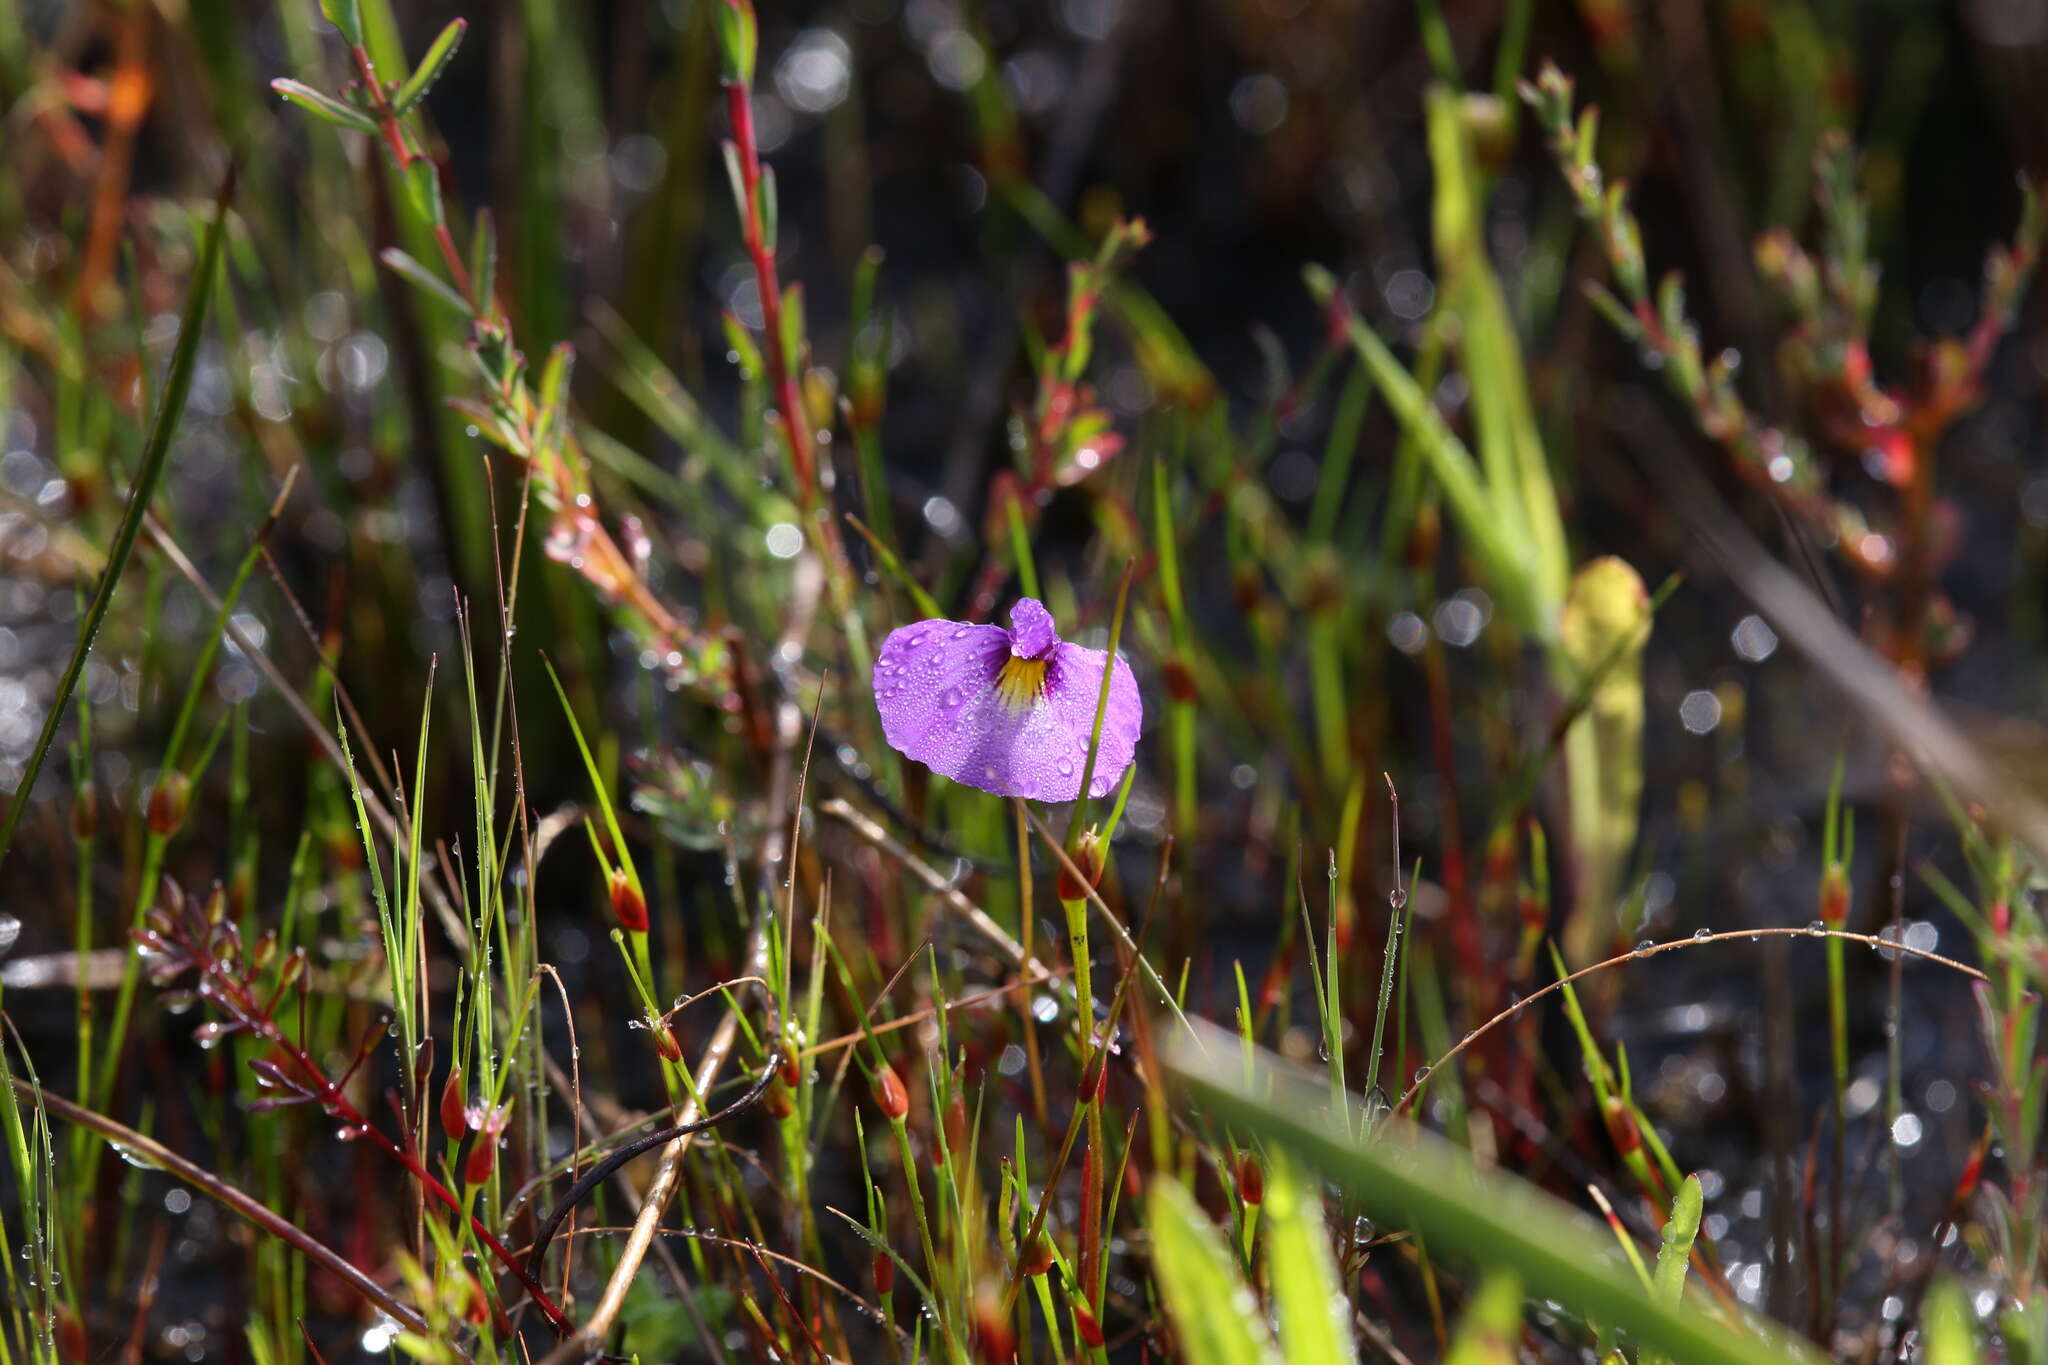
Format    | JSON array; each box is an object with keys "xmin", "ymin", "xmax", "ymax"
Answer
[
  {"xmin": 1074, "ymin": 1301, "xmax": 1105, "ymax": 1348},
  {"xmin": 147, "ymin": 771, "xmax": 191, "ymax": 837},
  {"xmin": 1019, "ymin": 1233, "xmax": 1055, "ymax": 1277},
  {"xmin": 463, "ymin": 1132, "xmax": 497, "ymax": 1185},
  {"xmin": 440, "ymin": 1066, "xmax": 468, "ymax": 1140},
  {"xmin": 609, "ymin": 869, "xmax": 648, "ymax": 933},
  {"xmin": 1235, "ymin": 1152, "xmax": 1263, "ymax": 1207},
  {"xmin": 873, "ymin": 1065, "xmax": 910, "ymax": 1120},
  {"xmin": 653, "ymin": 1022, "xmax": 684, "ymax": 1063},
  {"xmin": 761, "ymin": 1078, "xmax": 794, "ymax": 1119},
  {"xmin": 872, "ymin": 1250, "xmax": 895, "ymax": 1296},
  {"xmin": 1056, "ymin": 828, "xmax": 1106, "ymax": 903},
  {"xmin": 1819, "ymin": 864, "xmax": 1849, "ymax": 926}
]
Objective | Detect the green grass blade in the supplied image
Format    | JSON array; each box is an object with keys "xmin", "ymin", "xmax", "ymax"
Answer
[
  {"xmin": 1264, "ymin": 1156, "xmax": 1358, "ymax": 1365},
  {"xmin": 1146, "ymin": 1177, "xmax": 1283, "ymax": 1365},
  {"xmin": 1169, "ymin": 1025, "xmax": 1827, "ymax": 1365},
  {"xmin": 0, "ymin": 172, "xmax": 233, "ymax": 875}
]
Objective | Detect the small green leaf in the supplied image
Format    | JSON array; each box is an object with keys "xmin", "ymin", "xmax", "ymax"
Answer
[
  {"xmin": 402, "ymin": 157, "xmax": 445, "ymax": 227},
  {"xmin": 392, "ymin": 18, "xmax": 466, "ymax": 115},
  {"xmin": 378, "ymin": 248, "xmax": 473, "ymax": 318},
  {"xmin": 712, "ymin": 0, "xmax": 757, "ymax": 85},
  {"xmin": 319, "ymin": 0, "xmax": 363, "ymax": 43},
  {"xmin": 270, "ymin": 78, "xmax": 377, "ymax": 133},
  {"xmin": 1147, "ymin": 1178, "xmax": 1283, "ymax": 1365}
]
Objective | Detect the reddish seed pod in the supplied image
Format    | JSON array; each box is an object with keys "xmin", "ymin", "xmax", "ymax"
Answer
[
  {"xmin": 871, "ymin": 1250, "xmax": 895, "ymax": 1296},
  {"xmin": 55, "ymin": 1306, "xmax": 86, "ymax": 1363},
  {"xmin": 760, "ymin": 1078, "xmax": 795, "ymax": 1120},
  {"xmin": 778, "ymin": 1045, "xmax": 802, "ymax": 1089},
  {"xmin": 1081, "ymin": 1052, "xmax": 1109, "ymax": 1106},
  {"xmin": 1056, "ymin": 827, "xmax": 1105, "ymax": 903},
  {"xmin": 872, "ymin": 1065, "xmax": 910, "ymax": 1121},
  {"xmin": 609, "ymin": 868, "xmax": 649, "ymax": 933},
  {"xmin": 463, "ymin": 1132, "xmax": 497, "ymax": 1186},
  {"xmin": 944, "ymin": 1091, "xmax": 969, "ymax": 1153},
  {"xmin": 1019, "ymin": 1233, "xmax": 1055, "ymax": 1277},
  {"xmin": 147, "ymin": 771, "xmax": 191, "ymax": 837},
  {"xmin": 1235, "ymin": 1151, "xmax": 1263, "ymax": 1207},
  {"xmin": 1819, "ymin": 864, "xmax": 1849, "ymax": 926},
  {"xmin": 1074, "ymin": 1301, "xmax": 1105, "ymax": 1348},
  {"xmin": 653, "ymin": 1023, "xmax": 684, "ymax": 1064},
  {"xmin": 440, "ymin": 1066, "xmax": 468, "ymax": 1140},
  {"xmin": 1601, "ymin": 1095, "xmax": 1641, "ymax": 1157},
  {"xmin": 972, "ymin": 1282, "xmax": 1017, "ymax": 1363},
  {"xmin": 1160, "ymin": 655, "xmax": 1197, "ymax": 704}
]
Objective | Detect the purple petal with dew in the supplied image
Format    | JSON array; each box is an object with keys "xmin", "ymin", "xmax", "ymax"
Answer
[
  {"xmin": 1007, "ymin": 597, "xmax": 1058, "ymax": 658},
  {"xmin": 872, "ymin": 617, "xmax": 1142, "ymax": 802}
]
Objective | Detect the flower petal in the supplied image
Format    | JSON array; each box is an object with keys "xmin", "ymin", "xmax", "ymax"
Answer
[
  {"xmin": 1007, "ymin": 598, "xmax": 1058, "ymax": 658},
  {"xmin": 871, "ymin": 618, "xmax": 1142, "ymax": 801}
]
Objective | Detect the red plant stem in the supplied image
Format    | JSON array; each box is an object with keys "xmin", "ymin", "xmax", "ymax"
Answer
[
  {"xmin": 348, "ymin": 43, "xmax": 476, "ymax": 305},
  {"xmin": 189, "ymin": 939, "xmax": 572, "ymax": 1331},
  {"xmin": 725, "ymin": 79, "xmax": 815, "ymax": 506}
]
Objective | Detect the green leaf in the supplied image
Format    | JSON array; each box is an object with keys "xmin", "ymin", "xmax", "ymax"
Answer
[
  {"xmin": 319, "ymin": 0, "xmax": 363, "ymax": 43},
  {"xmin": 468, "ymin": 208, "xmax": 497, "ymax": 316},
  {"xmin": 1168, "ymin": 1026, "xmax": 1829, "ymax": 1365},
  {"xmin": 1146, "ymin": 1178, "xmax": 1283, "ymax": 1365},
  {"xmin": 392, "ymin": 18, "xmax": 465, "ymax": 115},
  {"xmin": 1264, "ymin": 1157, "xmax": 1357, "ymax": 1365},
  {"xmin": 378, "ymin": 248, "xmax": 473, "ymax": 318},
  {"xmin": 1925, "ymin": 1280, "xmax": 1981, "ymax": 1365},
  {"xmin": 1446, "ymin": 1274, "xmax": 1523, "ymax": 1365},
  {"xmin": 1425, "ymin": 84, "xmax": 1570, "ymax": 622},
  {"xmin": 1306, "ymin": 264, "xmax": 1543, "ymax": 637},
  {"xmin": 712, "ymin": 0, "xmax": 757, "ymax": 86},
  {"xmin": 0, "ymin": 174, "xmax": 233, "ymax": 873},
  {"xmin": 270, "ymin": 78, "xmax": 377, "ymax": 133}
]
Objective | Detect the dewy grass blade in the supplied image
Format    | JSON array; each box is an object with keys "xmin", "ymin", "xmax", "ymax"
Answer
[
  {"xmin": 0, "ymin": 170, "xmax": 234, "ymax": 876},
  {"xmin": 1169, "ymin": 1024, "xmax": 1830, "ymax": 1365}
]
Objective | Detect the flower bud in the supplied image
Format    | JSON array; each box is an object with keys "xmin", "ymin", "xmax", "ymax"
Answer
[
  {"xmin": 1160, "ymin": 655, "xmax": 1196, "ymax": 704},
  {"xmin": 1019, "ymin": 1233, "xmax": 1055, "ymax": 1277},
  {"xmin": 972, "ymin": 1281, "xmax": 1017, "ymax": 1363},
  {"xmin": 1056, "ymin": 828, "xmax": 1106, "ymax": 903},
  {"xmin": 1235, "ymin": 1151, "xmax": 1263, "ymax": 1207},
  {"xmin": 440, "ymin": 1066, "xmax": 468, "ymax": 1140},
  {"xmin": 944, "ymin": 1091, "xmax": 969, "ymax": 1153},
  {"xmin": 653, "ymin": 1022, "xmax": 684, "ymax": 1063},
  {"xmin": 1819, "ymin": 863, "xmax": 1849, "ymax": 926},
  {"xmin": 147, "ymin": 771, "xmax": 191, "ymax": 837},
  {"xmin": 872, "ymin": 1064, "xmax": 910, "ymax": 1120},
  {"xmin": 1601, "ymin": 1094, "xmax": 1641, "ymax": 1158},
  {"xmin": 872, "ymin": 1250, "xmax": 895, "ymax": 1295},
  {"xmin": 71, "ymin": 785, "xmax": 98, "ymax": 842},
  {"xmin": 1074, "ymin": 1301, "xmax": 1105, "ymax": 1348},
  {"xmin": 760, "ymin": 1077, "xmax": 795, "ymax": 1120},
  {"xmin": 463, "ymin": 1132, "xmax": 497, "ymax": 1185},
  {"xmin": 609, "ymin": 869, "xmax": 648, "ymax": 933}
]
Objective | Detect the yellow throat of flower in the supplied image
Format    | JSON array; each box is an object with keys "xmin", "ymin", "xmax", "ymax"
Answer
[{"xmin": 995, "ymin": 654, "xmax": 1050, "ymax": 711}]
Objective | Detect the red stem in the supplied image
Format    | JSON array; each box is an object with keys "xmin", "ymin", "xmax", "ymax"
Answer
[
  {"xmin": 189, "ymin": 935, "xmax": 572, "ymax": 1331},
  {"xmin": 725, "ymin": 80, "xmax": 815, "ymax": 504}
]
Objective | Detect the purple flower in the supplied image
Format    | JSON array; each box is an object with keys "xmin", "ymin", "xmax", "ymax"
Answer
[{"xmin": 873, "ymin": 598, "xmax": 1141, "ymax": 801}]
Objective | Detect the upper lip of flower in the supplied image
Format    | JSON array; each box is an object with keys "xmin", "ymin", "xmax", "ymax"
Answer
[{"xmin": 870, "ymin": 596, "xmax": 1142, "ymax": 802}]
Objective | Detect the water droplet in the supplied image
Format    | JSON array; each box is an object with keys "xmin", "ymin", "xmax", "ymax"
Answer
[
  {"xmin": 1389, "ymin": 887, "xmax": 1408, "ymax": 911},
  {"xmin": 1057, "ymin": 758, "xmax": 1074, "ymax": 775},
  {"xmin": 0, "ymin": 914, "xmax": 19, "ymax": 957},
  {"xmin": 1633, "ymin": 940, "xmax": 1654, "ymax": 957},
  {"xmin": 1413, "ymin": 1065, "xmax": 1431, "ymax": 1083},
  {"xmin": 1692, "ymin": 928, "xmax": 1711, "ymax": 942},
  {"xmin": 1807, "ymin": 920, "xmax": 1827, "ymax": 936}
]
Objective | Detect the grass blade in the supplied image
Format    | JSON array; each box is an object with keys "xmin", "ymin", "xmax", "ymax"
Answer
[{"xmin": 0, "ymin": 170, "xmax": 234, "ymax": 875}]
